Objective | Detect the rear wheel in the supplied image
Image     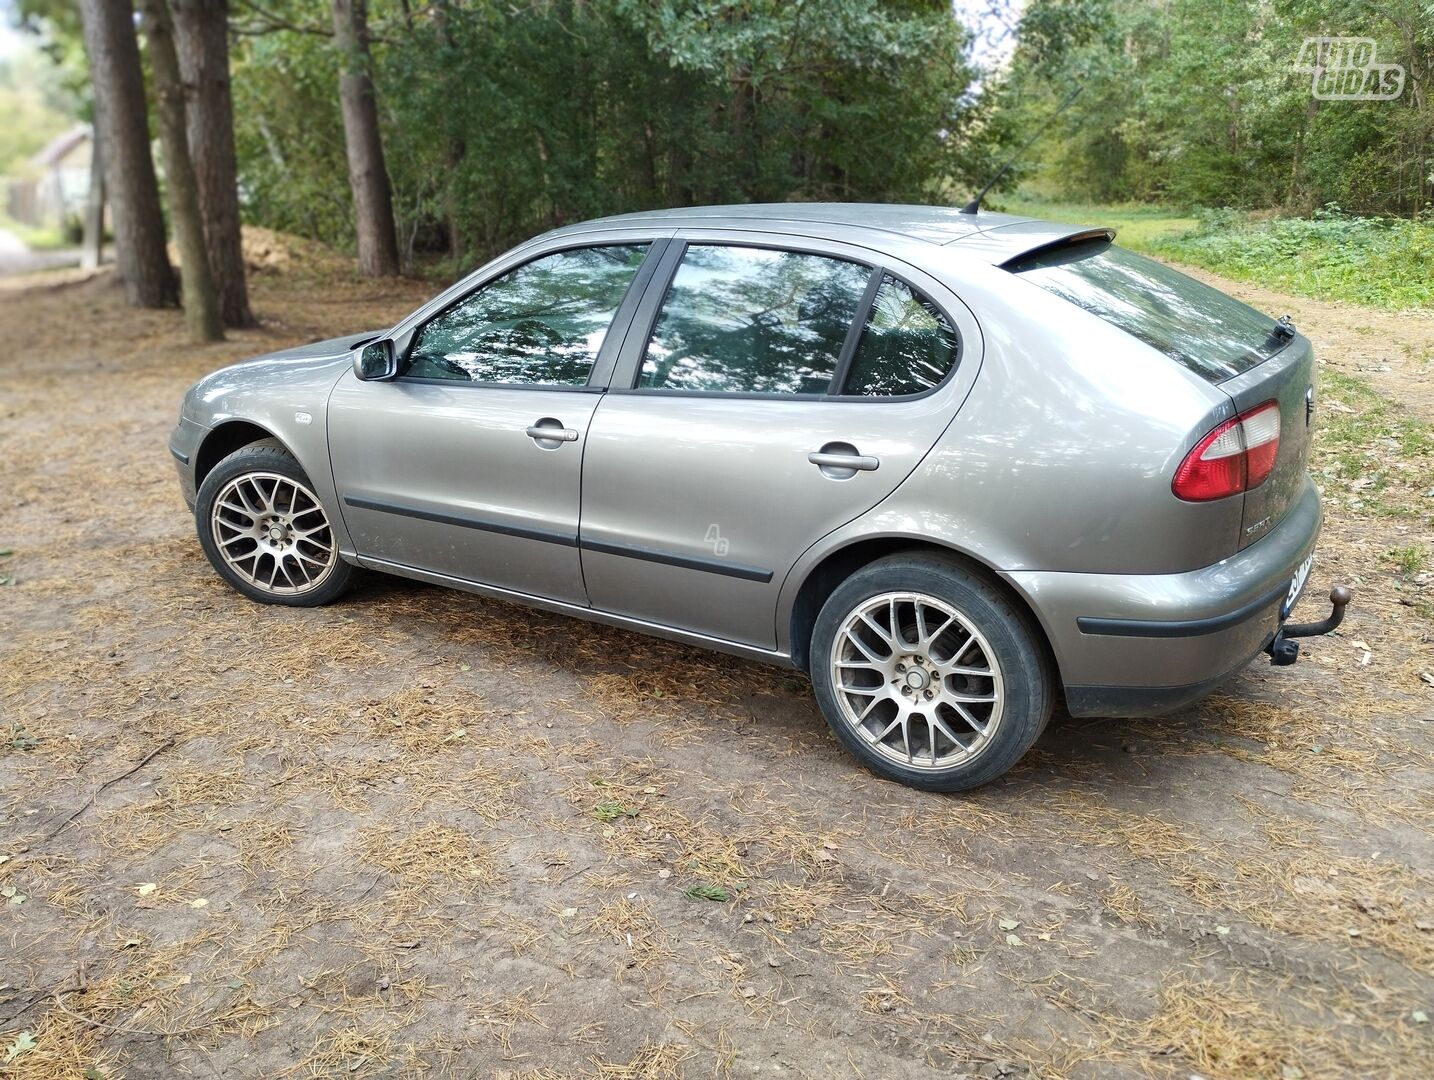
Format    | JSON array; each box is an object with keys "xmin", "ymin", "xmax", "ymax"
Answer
[
  {"xmin": 195, "ymin": 440, "xmax": 355, "ymax": 606},
  {"xmin": 810, "ymin": 553, "xmax": 1053, "ymax": 791}
]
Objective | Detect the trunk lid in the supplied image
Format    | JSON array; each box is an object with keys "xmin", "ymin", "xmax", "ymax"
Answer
[{"xmin": 1218, "ymin": 334, "xmax": 1316, "ymax": 549}]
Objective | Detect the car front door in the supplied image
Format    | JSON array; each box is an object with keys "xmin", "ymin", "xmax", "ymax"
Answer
[
  {"xmin": 578, "ymin": 236, "xmax": 980, "ymax": 649},
  {"xmin": 328, "ymin": 242, "xmax": 657, "ymax": 603}
]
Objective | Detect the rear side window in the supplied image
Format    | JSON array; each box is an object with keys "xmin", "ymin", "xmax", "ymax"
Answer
[
  {"xmin": 841, "ymin": 275, "xmax": 959, "ymax": 396},
  {"xmin": 1009, "ymin": 240, "xmax": 1280, "ymax": 382},
  {"xmin": 638, "ymin": 245, "xmax": 870, "ymax": 394}
]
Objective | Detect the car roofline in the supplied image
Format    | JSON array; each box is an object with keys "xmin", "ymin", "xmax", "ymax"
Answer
[{"xmin": 529, "ymin": 204, "xmax": 1113, "ymax": 267}]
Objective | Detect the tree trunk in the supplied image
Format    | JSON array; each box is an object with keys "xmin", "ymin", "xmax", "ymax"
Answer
[
  {"xmin": 78, "ymin": 0, "xmax": 177, "ymax": 308},
  {"xmin": 81, "ymin": 125, "xmax": 105, "ymax": 272},
  {"xmin": 140, "ymin": 0, "xmax": 223, "ymax": 342},
  {"xmin": 173, "ymin": 0, "xmax": 256, "ymax": 327},
  {"xmin": 434, "ymin": 0, "xmax": 464, "ymax": 263},
  {"xmin": 330, "ymin": 0, "xmax": 400, "ymax": 277}
]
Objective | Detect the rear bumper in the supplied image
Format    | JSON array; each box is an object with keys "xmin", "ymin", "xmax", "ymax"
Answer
[{"xmin": 1005, "ymin": 476, "xmax": 1322, "ymax": 717}]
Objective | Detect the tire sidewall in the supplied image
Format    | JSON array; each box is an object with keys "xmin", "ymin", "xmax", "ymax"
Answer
[
  {"xmin": 194, "ymin": 443, "xmax": 353, "ymax": 607},
  {"xmin": 810, "ymin": 556, "xmax": 1052, "ymax": 792}
]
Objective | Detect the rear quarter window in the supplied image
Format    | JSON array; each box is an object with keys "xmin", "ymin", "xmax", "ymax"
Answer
[
  {"xmin": 1008, "ymin": 240, "xmax": 1281, "ymax": 382},
  {"xmin": 841, "ymin": 274, "xmax": 960, "ymax": 397}
]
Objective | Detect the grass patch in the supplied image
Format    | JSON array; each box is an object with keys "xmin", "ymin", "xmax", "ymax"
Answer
[
  {"xmin": 1313, "ymin": 369, "xmax": 1434, "ymax": 519},
  {"xmin": 1318, "ymin": 369, "xmax": 1434, "ymax": 460},
  {"xmin": 0, "ymin": 212, "xmax": 71, "ymax": 252},
  {"xmin": 592, "ymin": 799, "xmax": 635, "ymax": 823},
  {"xmin": 996, "ymin": 197, "xmax": 1433, "ymax": 310},
  {"xmin": 1382, "ymin": 544, "xmax": 1430, "ymax": 578},
  {"xmin": 683, "ymin": 883, "xmax": 733, "ymax": 902},
  {"xmin": 994, "ymin": 195, "xmax": 1198, "ymax": 250},
  {"xmin": 1149, "ymin": 210, "xmax": 1434, "ymax": 310}
]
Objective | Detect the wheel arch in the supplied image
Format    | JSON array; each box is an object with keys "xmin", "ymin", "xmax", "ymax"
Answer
[
  {"xmin": 786, "ymin": 536, "xmax": 1062, "ymax": 687},
  {"xmin": 194, "ymin": 420, "xmax": 285, "ymax": 489}
]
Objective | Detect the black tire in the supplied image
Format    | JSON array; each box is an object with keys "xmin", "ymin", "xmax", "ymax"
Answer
[
  {"xmin": 194, "ymin": 439, "xmax": 356, "ymax": 607},
  {"xmin": 809, "ymin": 552, "xmax": 1053, "ymax": 792}
]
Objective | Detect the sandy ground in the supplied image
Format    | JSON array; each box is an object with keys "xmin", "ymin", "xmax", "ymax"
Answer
[
  {"xmin": 1176, "ymin": 265, "xmax": 1434, "ymax": 423},
  {"xmin": 0, "ymin": 249, "xmax": 1431, "ymax": 1080}
]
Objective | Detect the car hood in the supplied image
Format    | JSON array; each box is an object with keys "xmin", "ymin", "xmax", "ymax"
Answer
[
  {"xmin": 237, "ymin": 330, "xmax": 386, "ymax": 368},
  {"xmin": 181, "ymin": 330, "xmax": 387, "ymax": 423}
]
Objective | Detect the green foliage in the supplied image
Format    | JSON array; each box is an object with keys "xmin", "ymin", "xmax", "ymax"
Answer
[
  {"xmin": 1382, "ymin": 545, "xmax": 1430, "ymax": 578},
  {"xmin": 593, "ymin": 800, "xmax": 635, "ymax": 823},
  {"xmin": 1312, "ymin": 369, "xmax": 1432, "ymax": 521},
  {"xmin": 683, "ymin": 883, "xmax": 733, "ymax": 902},
  {"xmin": 1316, "ymin": 370, "xmax": 1433, "ymax": 465},
  {"xmin": 1003, "ymin": 197, "xmax": 1434, "ymax": 310},
  {"xmin": 996, "ymin": 196, "xmax": 1199, "ymax": 249},
  {"xmin": 229, "ymin": 0, "xmax": 985, "ymax": 265},
  {"xmin": 231, "ymin": 29, "xmax": 351, "ymax": 247},
  {"xmin": 1148, "ymin": 209, "xmax": 1434, "ymax": 310},
  {"xmin": 998, "ymin": 0, "xmax": 1434, "ymax": 217},
  {"xmin": 0, "ymin": 35, "xmax": 82, "ymax": 175}
]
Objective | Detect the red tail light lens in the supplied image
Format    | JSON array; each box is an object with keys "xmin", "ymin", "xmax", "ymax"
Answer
[{"xmin": 1172, "ymin": 401, "xmax": 1281, "ymax": 502}]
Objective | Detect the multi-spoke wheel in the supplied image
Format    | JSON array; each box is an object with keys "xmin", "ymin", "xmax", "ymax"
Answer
[
  {"xmin": 810, "ymin": 553, "xmax": 1053, "ymax": 791},
  {"xmin": 195, "ymin": 440, "xmax": 356, "ymax": 606},
  {"xmin": 210, "ymin": 472, "xmax": 336, "ymax": 594},
  {"xmin": 830, "ymin": 591, "xmax": 1005, "ymax": 771}
]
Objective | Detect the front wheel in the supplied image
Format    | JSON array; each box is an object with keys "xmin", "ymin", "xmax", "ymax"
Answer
[
  {"xmin": 194, "ymin": 440, "xmax": 355, "ymax": 607},
  {"xmin": 810, "ymin": 553, "xmax": 1053, "ymax": 792}
]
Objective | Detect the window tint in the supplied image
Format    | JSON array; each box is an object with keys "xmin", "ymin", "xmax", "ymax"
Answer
[
  {"xmin": 638, "ymin": 245, "xmax": 870, "ymax": 394},
  {"xmin": 842, "ymin": 275, "xmax": 959, "ymax": 396},
  {"xmin": 1009, "ymin": 241, "xmax": 1279, "ymax": 382},
  {"xmin": 406, "ymin": 245, "xmax": 648, "ymax": 385}
]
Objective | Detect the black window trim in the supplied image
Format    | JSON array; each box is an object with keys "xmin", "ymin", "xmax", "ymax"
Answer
[
  {"xmin": 611, "ymin": 238, "xmax": 963, "ymax": 403},
  {"xmin": 395, "ymin": 238, "xmax": 667, "ymax": 392}
]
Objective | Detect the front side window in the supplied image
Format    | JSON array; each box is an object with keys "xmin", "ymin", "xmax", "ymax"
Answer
[
  {"xmin": 841, "ymin": 275, "xmax": 959, "ymax": 396},
  {"xmin": 406, "ymin": 244, "xmax": 649, "ymax": 385},
  {"xmin": 638, "ymin": 245, "xmax": 871, "ymax": 394}
]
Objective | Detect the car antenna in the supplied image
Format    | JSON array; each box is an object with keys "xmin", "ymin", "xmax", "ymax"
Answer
[{"xmin": 959, "ymin": 85, "xmax": 1085, "ymax": 215}]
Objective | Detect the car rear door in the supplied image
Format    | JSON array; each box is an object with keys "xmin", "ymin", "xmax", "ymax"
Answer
[
  {"xmin": 328, "ymin": 241, "xmax": 660, "ymax": 603},
  {"xmin": 577, "ymin": 234, "xmax": 982, "ymax": 649}
]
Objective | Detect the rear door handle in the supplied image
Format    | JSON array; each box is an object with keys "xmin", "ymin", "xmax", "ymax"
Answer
[
  {"xmin": 808, "ymin": 450, "xmax": 879, "ymax": 473},
  {"xmin": 526, "ymin": 422, "xmax": 579, "ymax": 443}
]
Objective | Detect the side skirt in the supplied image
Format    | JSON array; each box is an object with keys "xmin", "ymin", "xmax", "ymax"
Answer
[{"xmin": 354, "ymin": 554, "xmax": 800, "ymax": 671}]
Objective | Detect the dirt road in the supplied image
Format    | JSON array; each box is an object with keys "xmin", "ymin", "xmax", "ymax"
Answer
[
  {"xmin": 1, "ymin": 254, "xmax": 1430, "ymax": 1079},
  {"xmin": 0, "ymin": 230, "xmax": 79, "ymax": 277}
]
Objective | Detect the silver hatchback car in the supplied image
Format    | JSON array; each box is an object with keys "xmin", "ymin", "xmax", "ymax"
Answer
[{"xmin": 170, "ymin": 204, "xmax": 1348, "ymax": 791}]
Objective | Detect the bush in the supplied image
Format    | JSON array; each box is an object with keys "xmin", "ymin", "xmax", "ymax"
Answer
[{"xmin": 1148, "ymin": 207, "xmax": 1434, "ymax": 310}]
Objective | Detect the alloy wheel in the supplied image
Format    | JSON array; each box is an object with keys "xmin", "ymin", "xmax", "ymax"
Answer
[
  {"xmin": 209, "ymin": 471, "xmax": 338, "ymax": 595},
  {"xmin": 828, "ymin": 591, "xmax": 1005, "ymax": 772}
]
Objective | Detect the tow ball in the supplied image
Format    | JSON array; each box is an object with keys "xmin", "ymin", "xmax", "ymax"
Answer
[{"xmin": 1266, "ymin": 585, "xmax": 1353, "ymax": 666}]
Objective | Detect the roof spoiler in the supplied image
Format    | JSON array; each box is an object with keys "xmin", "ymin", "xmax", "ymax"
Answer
[{"xmin": 999, "ymin": 228, "xmax": 1117, "ymax": 271}]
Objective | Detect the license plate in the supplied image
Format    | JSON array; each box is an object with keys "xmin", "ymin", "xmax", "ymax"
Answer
[{"xmin": 1283, "ymin": 550, "xmax": 1315, "ymax": 619}]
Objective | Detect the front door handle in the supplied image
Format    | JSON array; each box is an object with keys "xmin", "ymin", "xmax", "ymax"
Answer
[
  {"xmin": 525, "ymin": 419, "xmax": 579, "ymax": 445},
  {"xmin": 808, "ymin": 451, "xmax": 879, "ymax": 471},
  {"xmin": 809, "ymin": 443, "xmax": 879, "ymax": 479}
]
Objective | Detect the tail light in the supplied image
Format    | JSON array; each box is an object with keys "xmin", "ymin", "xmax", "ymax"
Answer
[{"xmin": 1172, "ymin": 400, "xmax": 1281, "ymax": 502}]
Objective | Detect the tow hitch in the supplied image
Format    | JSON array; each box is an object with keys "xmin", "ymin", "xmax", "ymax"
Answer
[{"xmin": 1266, "ymin": 585, "xmax": 1352, "ymax": 666}]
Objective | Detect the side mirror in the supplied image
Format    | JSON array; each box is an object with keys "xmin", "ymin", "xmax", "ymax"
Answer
[{"xmin": 353, "ymin": 339, "xmax": 397, "ymax": 381}]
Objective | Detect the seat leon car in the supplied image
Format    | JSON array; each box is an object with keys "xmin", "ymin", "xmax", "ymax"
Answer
[{"xmin": 170, "ymin": 204, "xmax": 1347, "ymax": 791}]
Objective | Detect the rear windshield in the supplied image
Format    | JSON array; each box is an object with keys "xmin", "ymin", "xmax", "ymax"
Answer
[{"xmin": 1008, "ymin": 240, "xmax": 1281, "ymax": 382}]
